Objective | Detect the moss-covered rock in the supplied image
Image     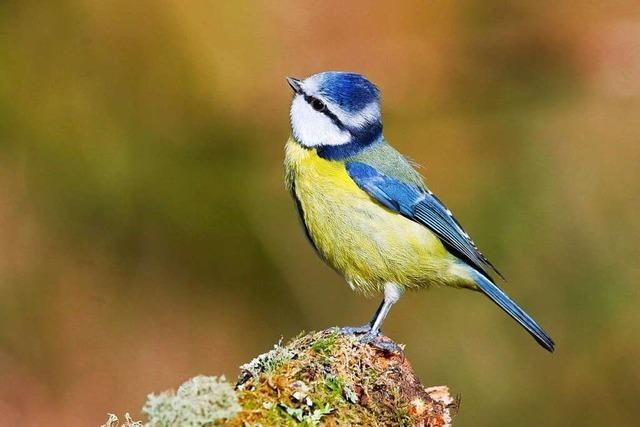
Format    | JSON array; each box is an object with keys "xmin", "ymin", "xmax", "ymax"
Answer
[
  {"xmin": 104, "ymin": 329, "xmax": 458, "ymax": 426},
  {"xmin": 233, "ymin": 329, "xmax": 457, "ymax": 426}
]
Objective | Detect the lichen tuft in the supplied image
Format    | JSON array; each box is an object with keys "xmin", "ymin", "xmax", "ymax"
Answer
[
  {"xmin": 143, "ymin": 375, "xmax": 240, "ymax": 426},
  {"xmin": 101, "ymin": 413, "xmax": 144, "ymax": 427}
]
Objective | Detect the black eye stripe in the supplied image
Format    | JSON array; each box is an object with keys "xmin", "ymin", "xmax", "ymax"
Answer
[{"xmin": 302, "ymin": 93, "xmax": 346, "ymax": 130}]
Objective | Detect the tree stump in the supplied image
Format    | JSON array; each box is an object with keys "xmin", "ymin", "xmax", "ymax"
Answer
[{"xmin": 104, "ymin": 329, "xmax": 459, "ymax": 426}]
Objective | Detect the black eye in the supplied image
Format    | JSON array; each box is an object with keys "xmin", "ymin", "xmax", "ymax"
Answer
[{"xmin": 311, "ymin": 98, "xmax": 325, "ymax": 111}]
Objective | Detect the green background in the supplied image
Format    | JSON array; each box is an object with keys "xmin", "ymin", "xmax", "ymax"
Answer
[{"xmin": 1, "ymin": 1, "xmax": 638, "ymax": 425}]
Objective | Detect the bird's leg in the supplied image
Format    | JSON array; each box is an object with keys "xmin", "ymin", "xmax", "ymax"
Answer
[
  {"xmin": 360, "ymin": 284, "xmax": 404, "ymax": 353},
  {"xmin": 339, "ymin": 300, "xmax": 384, "ymax": 335},
  {"xmin": 340, "ymin": 284, "xmax": 405, "ymax": 353},
  {"xmin": 369, "ymin": 283, "xmax": 403, "ymax": 335}
]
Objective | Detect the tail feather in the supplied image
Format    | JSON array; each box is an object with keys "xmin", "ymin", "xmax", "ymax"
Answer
[{"xmin": 471, "ymin": 270, "xmax": 555, "ymax": 352}]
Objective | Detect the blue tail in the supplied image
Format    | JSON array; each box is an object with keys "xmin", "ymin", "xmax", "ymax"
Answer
[{"xmin": 470, "ymin": 270, "xmax": 555, "ymax": 352}]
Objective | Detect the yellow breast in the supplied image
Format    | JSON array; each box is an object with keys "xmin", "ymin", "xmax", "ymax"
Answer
[{"xmin": 284, "ymin": 139, "xmax": 455, "ymax": 295}]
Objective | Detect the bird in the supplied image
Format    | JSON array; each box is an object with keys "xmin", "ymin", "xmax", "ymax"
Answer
[{"xmin": 283, "ymin": 71, "xmax": 554, "ymax": 352}]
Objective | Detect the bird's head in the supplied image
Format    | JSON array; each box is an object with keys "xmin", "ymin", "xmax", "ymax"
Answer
[{"xmin": 287, "ymin": 71, "xmax": 382, "ymax": 158}]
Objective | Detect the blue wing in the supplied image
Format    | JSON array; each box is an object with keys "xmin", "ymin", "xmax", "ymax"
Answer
[
  {"xmin": 345, "ymin": 161, "xmax": 502, "ymax": 281},
  {"xmin": 346, "ymin": 161, "xmax": 555, "ymax": 352}
]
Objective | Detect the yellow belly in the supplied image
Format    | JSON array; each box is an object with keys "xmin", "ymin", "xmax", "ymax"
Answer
[{"xmin": 284, "ymin": 139, "xmax": 461, "ymax": 295}]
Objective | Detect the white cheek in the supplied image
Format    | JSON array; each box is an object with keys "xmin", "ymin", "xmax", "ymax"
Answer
[{"xmin": 290, "ymin": 96, "xmax": 351, "ymax": 147}]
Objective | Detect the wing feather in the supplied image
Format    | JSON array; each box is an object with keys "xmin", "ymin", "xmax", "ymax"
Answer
[{"xmin": 346, "ymin": 161, "xmax": 503, "ymax": 280}]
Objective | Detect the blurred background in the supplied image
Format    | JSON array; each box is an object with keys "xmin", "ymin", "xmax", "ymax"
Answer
[{"xmin": 1, "ymin": 1, "xmax": 639, "ymax": 425}]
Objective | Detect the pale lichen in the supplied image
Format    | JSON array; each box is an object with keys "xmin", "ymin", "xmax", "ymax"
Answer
[
  {"xmin": 237, "ymin": 340, "xmax": 297, "ymax": 385},
  {"xmin": 101, "ymin": 413, "xmax": 144, "ymax": 427},
  {"xmin": 142, "ymin": 375, "xmax": 240, "ymax": 426}
]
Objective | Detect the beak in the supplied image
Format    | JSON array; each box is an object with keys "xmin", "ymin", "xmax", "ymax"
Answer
[{"xmin": 287, "ymin": 77, "xmax": 302, "ymax": 94}]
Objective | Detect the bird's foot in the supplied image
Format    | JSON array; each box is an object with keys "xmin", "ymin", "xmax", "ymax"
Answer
[
  {"xmin": 359, "ymin": 332, "xmax": 404, "ymax": 355},
  {"xmin": 339, "ymin": 324, "xmax": 372, "ymax": 336}
]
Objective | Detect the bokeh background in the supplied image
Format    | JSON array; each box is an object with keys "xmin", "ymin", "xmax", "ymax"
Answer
[{"xmin": 1, "ymin": 1, "xmax": 639, "ymax": 425}]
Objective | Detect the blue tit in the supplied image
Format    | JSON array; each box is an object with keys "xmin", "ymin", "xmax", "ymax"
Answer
[{"xmin": 284, "ymin": 71, "xmax": 554, "ymax": 352}]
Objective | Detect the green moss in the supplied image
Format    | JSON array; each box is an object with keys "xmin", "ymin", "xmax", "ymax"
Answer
[
  {"xmin": 324, "ymin": 375, "xmax": 345, "ymax": 401},
  {"xmin": 310, "ymin": 329, "xmax": 339, "ymax": 354}
]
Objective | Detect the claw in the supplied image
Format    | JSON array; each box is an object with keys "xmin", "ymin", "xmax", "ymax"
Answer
[
  {"xmin": 359, "ymin": 333, "xmax": 403, "ymax": 354},
  {"xmin": 339, "ymin": 324, "xmax": 373, "ymax": 336}
]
